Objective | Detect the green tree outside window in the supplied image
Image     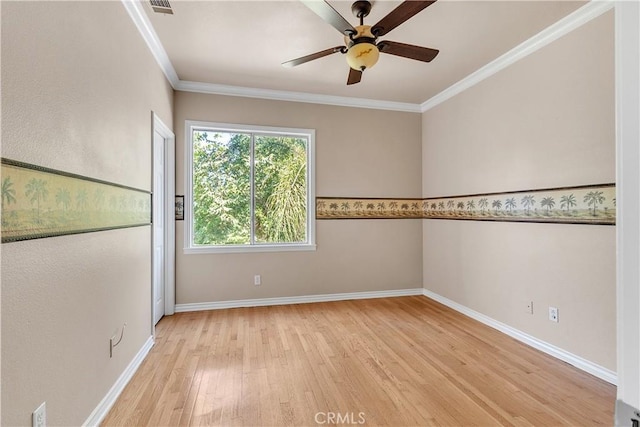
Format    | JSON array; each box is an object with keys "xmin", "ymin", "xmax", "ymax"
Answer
[{"xmin": 191, "ymin": 129, "xmax": 310, "ymax": 246}]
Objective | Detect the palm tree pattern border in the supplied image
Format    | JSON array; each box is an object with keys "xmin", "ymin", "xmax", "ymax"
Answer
[
  {"xmin": 316, "ymin": 184, "xmax": 615, "ymax": 225},
  {"xmin": 2, "ymin": 158, "xmax": 151, "ymax": 243}
]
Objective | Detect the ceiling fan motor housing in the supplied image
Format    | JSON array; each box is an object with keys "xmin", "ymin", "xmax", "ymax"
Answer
[{"xmin": 344, "ymin": 25, "xmax": 377, "ymax": 45}]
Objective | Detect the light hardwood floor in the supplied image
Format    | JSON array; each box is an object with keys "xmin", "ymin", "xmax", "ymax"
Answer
[{"xmin": 102, "ymin": 296, "xmax": 615, "ymax": 426}]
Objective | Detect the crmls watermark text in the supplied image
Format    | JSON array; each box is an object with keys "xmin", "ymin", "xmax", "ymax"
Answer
[{"xmin": 314, "ymin": 412, "xmax": 366, "ymax": 425}]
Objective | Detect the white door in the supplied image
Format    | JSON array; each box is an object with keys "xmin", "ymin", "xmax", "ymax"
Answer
[{"xmin": 153, "ymin": 130, "xmax": 165, "ymax": 324}]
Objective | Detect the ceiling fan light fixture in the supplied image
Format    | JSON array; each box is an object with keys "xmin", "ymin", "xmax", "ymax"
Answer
[{"xmin": 346, "ymin": 40, "xmax": 379, "ymax": 71}]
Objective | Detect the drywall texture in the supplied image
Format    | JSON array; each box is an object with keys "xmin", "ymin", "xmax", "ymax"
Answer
[
  {"xmin": 174, "ymin": 92, "xmax": 422, "ymax": 303},
  {"xmin": 422, "ymin": 11, "xmax": 615, "ymax": 370},
  {"xmin": 1, "ymin": 2, "xmax": 173, "ymax": 425}
]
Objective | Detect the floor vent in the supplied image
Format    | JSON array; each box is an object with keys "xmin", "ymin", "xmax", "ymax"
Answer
[{"xmin": 150, "ymin": 0, "xmax": 173, "ymax": 14}]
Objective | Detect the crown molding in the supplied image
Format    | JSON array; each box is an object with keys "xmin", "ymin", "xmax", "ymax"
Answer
[
  {"xmin": 120, "ymin": 0, "xmax": 419, "ymax": 112},
  {"xmin": 121, "ymin": 0, "xmax": 179, "ymax": 87},
  {"xmin": 420, "ymin": 0, "xmax": 615, "ymax": 113},
  {"xmin": 176, "ymin": 80, "xmax": 422, "ymax": 113},
  {"xmin": 123, "ymin": 0, "xmax": 613, "ymax": 114}
]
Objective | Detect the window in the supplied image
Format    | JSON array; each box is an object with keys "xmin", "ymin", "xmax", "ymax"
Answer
[{"xmin": 185, "ymin": 121, "xmax": 316, "ymax": 253}]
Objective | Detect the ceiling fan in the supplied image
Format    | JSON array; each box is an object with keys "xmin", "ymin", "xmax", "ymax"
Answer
[{"xmin": 282, "ymin": 0, "xmax": 439, "ymax": 85}]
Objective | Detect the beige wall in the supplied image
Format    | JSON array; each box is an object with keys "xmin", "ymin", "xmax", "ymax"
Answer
[
  {"xmin": 1, "ymin": 2, "xmax": 173, "ymax": 425},
  {"xmin": 422, "ymin": 11, "xmax": 616, "ymax": 370},
  {"xmin": 174, "ymin": 92, "xmax": 422, "ymax": 303}
]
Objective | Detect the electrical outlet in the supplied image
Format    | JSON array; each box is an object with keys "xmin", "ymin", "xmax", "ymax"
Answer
[
  {"xmin": 549, "ymin": 306, "xmax": 559, "ymax": 322},
  {"xmin": 254, "ymin": 275, "xmax": 261, "ymax": 286},
  {"xmin": 526, "ymin": 301, "xmax": 533, "ymax": 314},
  {"xmin": 33, "ymin": 402, "xmax": 46, "ymax": 427}
]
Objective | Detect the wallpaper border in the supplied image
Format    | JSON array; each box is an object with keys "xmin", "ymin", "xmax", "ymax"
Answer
[
  {"xmin": 317, "ymin": 183, "xmax": 615, "ymax": 225},
  {"xmin": 1, "ymin": 158, "xmax": 151, "ymax": 243}
]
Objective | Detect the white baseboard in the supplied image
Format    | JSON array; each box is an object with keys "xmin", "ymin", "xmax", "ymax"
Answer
[
  {"xmin": 175, "ymin": 288, "xmax": 423, "ymax": 312},
  {"xmin": 83, "ymin": 336, "xmax": 155, "ymax": 426},
  {"xmin": 422, "ymin": 288, "xmax": 617, "ymax": 385}
]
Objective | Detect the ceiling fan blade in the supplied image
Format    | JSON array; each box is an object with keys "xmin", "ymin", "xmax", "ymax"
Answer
[
  {"xmin": 347, "ymin": 68, "xmax": 362, "ymax": 85},
  {"xmin": 371, "ymin": 1, "xmax": 436, "ymax": 37},
  {"xmin": 377, "ymin": 40, "xmax": 439, "ymax": 62},
  {"xmin": 282, "ymin": 46, "xmax": 346, "ymax": 68},
  {"xmin": 300, "ymin": 0, "xmax": 356, "ymax": 36}
]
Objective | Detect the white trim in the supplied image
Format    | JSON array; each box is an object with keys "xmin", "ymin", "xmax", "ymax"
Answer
[
  {"xmin": 153, "ymin": 113, "xmax": 176, "ymax": 317},
  {"xmin": 422, "ymin": 289, "xmax": 617, "ymax": 385},
  {"xmin": 176, "ymin": 80, "xmax": 421, "ymax": 113},
  {"xmin": 420, "ymin": 0, "xmax": 614, "ymax": 112},
  {"xmin": 83, "ymin": 336, "xmax": 154, "ymax": 427},
  {"xmin": 121, "ymin": 0, "xmax": 418, "ymax": 112},
  {"xmin": 184, "ymin": 243, "xmax": 317, "ymax": 255},
  {"xmin": 123, "ymin": 0, "xmax": 612, "ymax": 114},
  {"xmin": 184, "ymin": 121, "xmax": 316, "ymax": 254},
  {"xmin": 615, "ymin": 0, "xmax": 640, "ymax": 410},
  {"xmin": 121, "ymin": 0, "xmax": 179, "ymax": 87},
  {"xmin": 175, "ymin": 288, "xmax": 423, "ymax": 312}
]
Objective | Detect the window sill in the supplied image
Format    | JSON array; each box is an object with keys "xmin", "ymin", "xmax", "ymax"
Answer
[{"xmin": 183, "ymin": 243, "xmax": 317, "ymax": 255}]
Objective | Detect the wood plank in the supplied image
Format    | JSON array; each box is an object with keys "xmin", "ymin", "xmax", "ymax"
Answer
[{"xmin": 101, "ymin": 296, "xmax": 615, "ymax": 426}]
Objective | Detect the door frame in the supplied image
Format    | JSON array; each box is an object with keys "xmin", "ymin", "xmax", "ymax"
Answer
[
  {"xmin": 152, "ymin": 112, "xmax": 175, "ymax": 329},
  {"xmin": 615, "ymin": 0, "xmax": 640, "ymax": 419}
]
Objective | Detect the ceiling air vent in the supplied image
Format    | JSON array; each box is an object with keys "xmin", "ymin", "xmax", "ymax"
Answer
[{"xmin": 150, "ymin": 0, "xmax": 173, "ymax": 14}]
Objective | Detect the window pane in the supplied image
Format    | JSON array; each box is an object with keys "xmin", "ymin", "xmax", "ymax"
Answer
[
  {"xmin": 254, "ymin": 135, "xmax": 307, "ymax": 244},
  {"xmin": 192, "ymin": 130, "xmax": 251, "ymax": 245}
]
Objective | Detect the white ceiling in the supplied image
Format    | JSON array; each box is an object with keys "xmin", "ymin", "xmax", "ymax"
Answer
[{"xmin": 140, "ymin": 0, "xmax": 587, "ymax": 105}]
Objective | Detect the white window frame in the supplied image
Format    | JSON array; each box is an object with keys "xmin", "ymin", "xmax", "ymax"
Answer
[{"xmin": 184, "ymin": 120, "xmax": 316, "ymax": 254}]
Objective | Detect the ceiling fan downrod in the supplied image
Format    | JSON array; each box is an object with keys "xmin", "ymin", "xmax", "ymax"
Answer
[{"xmin": 351, "ymin": 1, "xmax": 372, "ymax": 26}]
